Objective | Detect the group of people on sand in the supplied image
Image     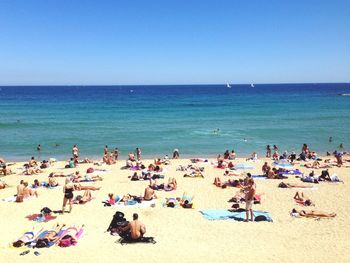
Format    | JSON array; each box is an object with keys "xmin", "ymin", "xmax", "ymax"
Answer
[{"xmin": 16, "ymin": 180, "xmax": 38, "ymax": 202}]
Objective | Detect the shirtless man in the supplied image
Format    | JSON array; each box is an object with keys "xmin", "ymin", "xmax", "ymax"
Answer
[
  {"xmin": 23, "ymin": 182, "xmax": 38, "ymax": 198},
  {"xmin": 16, "ymin": 180, "xmax": 25, "ymax": 202},
  {"xmin": 122, "ymin": 213, "xmax": 146, "ymax": 240},
  {"xmin": 28, "ymin": 156, "xmax": 37, "ymax": 167},
  {"xmin": 244, "ymin": 178, "xmax": 255, "ymax": 222},
  {"xmin": 144, "ymin": 185, "xmax": 157, "ymax": 201}
]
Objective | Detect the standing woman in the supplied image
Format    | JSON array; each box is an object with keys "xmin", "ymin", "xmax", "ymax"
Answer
[{"xmin": 62, "ymin": 178, "xmax": 74, "ymax": 214}]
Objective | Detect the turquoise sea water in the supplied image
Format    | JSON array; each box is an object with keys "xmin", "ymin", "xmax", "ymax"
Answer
[{"xmin": 0, "ymin": 84, "xmax": 349, "ymax": 160}]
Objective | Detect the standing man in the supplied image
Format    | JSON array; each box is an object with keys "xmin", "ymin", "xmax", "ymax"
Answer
[
  {"xmin": 244, "ymin": 178, "xmax": 255, "ymax": 222},
  {"xmin": 37, "ymin": 144, "xmax": 41, "ymax": 159},
  {"xmin": 104, "ymin": 145, "xmax": 109, "ymax": 155},
  {"xmin": 113, "ymin": 148, "xmax": 120, "ymax": 161},
  {"xmin": 136, "ymin": 147, "xmax": 142, "ymax": 161}
]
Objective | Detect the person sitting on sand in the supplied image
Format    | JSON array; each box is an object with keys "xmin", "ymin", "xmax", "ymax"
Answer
[
  {"xmin": 128, "ymin": 153, "xmax": 136, "ymax": 162},
  {"xmin": 65, "ymin": 158, "xmax": 76, "ymax": 169},
  {"xmin": 291, "ymin": 208, "xmax": 336, "ymax": 218},
  {"xmin": 144, "ymin": 185, "xmax": 157, "ymax": 201},
  {"xmin": 28, "ymin": 156, "xmax": 37, "ymax": 168},
  {"xmin": 246, "ymin": 152, "xmax": 258, "ymax": 161},
  {"xmin": 272, "ymin": 151, "xmax": 279, "ymax": 161},
  {"xmin": 122, "ymin": 213, "xmax": 146, "ymax": 241},
  {"xmin": 164, "ymin": 177, "xmax": 177, "ymax": 191},
  {"xmin": 16, "ymin": 180, "xmax": 25, "ymax": 202},
  {"xmin": 293, "ymin": 191, "xmax": 313, "ymax": 206},
  {"xmin": 130, "ymin": 172, "xmax": 141, "ymax": 181},
  {"xmin": 73, "ymin": 190, "xmax": 93, "ymax": 204},
  {"xmin": 32, "ymin": 179, "xmax": 41, "ymax": 188},
  {"xmin": 262, "ymin": 162, "xmax": 270, "ymax": 175},
  {"xmin": 0, "ymin": 165, "xmax": 14, "ymax": 176},
  {"xmin": 48, "ymin": 174, "xmax": 59, "ymax": 187},
  {"xmin": 71, "ymin": 171, "xmax": 83, "ymax": 182},
  {"xmin": 12, "ymin": 226, "xmax": 44, "ymax": 247},
  {"xmin": 0, "ymin": 179, "xmax": 9, "ymax": 189},
  {"xmin": 23, "ymin": 181, "xmax": 38, "ymax": 198}
]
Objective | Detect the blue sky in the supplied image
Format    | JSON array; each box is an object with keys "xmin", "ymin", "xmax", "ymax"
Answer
[{"xmin": 0, "ymin": 0, "xmax": 349, "ymax": 85}]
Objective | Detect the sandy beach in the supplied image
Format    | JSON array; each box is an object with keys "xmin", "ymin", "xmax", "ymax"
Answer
[{"xmin": 0, "ymin": 156, "xmax": 350, "ymax": 263}]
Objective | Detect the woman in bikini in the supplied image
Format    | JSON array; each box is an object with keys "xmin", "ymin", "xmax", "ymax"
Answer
[
  {"xmin": 12, "ymin": 226, "xmax": 44, "ymax": 247},
  {"xmin": 35, "ymin": 224, "xmax": 66, "ymax": 247},
  {"xmin": 293, "ymin": 191, "xmax": 313, "ymax": 206},
  {"xmin": 291, "ymin": 208, "xmax": 336, "ymax": 218},
  {"xmin": 62, "ymin": 178, "xmax": 74, "ymax": 214}
]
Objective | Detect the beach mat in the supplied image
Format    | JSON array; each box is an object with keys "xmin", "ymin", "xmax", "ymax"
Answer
[
  {"xmin": 116, "ymin": 236, "xmax": 156, "ymax": 245},
  {"xmin": 252, "ymin": 175, "xmax": 267, "ymax": 180},
  {"xmin": 26, "ymin": 214, "xmax": 57, "ymax": 223},
  {"xmin": 113, "ymin": 199, "xmax": 156, "ymax": 208},
  {"xmin": 200, "ymin": 209, "xmax": 273, "ymax": 222}
]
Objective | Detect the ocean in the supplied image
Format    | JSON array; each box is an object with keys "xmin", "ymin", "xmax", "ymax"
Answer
[{"xmin": 0, "ymin": 83, "xmax": 349, "ymax": 161}]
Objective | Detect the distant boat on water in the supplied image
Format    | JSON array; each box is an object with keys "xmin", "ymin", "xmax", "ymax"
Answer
[
  {"xmin": 338, "ymin": 93, "xmax": 350, "ymax": 96},
  {"xmin": 251, "ymin": 83, "xmax": 255, "ymax": 88},
  {"xmin": 226, "ymin": 83, "xmax": 231, "ymax": 88}
]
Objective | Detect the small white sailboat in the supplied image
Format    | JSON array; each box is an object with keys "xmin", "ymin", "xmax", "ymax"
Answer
[{"xmin": 226, "ymin": 83, "xmax": 231, "ymax": 88}]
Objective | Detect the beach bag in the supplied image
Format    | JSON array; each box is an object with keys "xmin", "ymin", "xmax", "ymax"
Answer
[
  {"xmin": 40, "ymin": 207, "xmax": 52, "ymax": 215},
  {"xmin": 278, "ymin": 182, "xmax": 288, "ymax": 188},
  {"xmin": 254, "ymin": 215, "xmax": 268, "ymax": 222}
]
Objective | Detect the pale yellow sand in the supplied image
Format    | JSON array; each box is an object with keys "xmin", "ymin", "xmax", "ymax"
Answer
[{"xmin": 1, "ymin": 157, "xmax": 350, "ymax": 263}]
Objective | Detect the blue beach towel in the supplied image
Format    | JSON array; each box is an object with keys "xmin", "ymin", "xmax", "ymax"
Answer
[
  {"xmin": 200, "ymin": 210, "xmax": 273, "ymax": 222},
  {"xmin": 252, "ymin": 175, "xmax": 267, "ymax": 180}
]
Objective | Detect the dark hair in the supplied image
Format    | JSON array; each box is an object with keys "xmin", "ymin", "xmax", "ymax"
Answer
[
  {"xmin": 247, "ymin": 173, "xmax": 252, "ymax": 178},
  {"xmin": 12, "ymin": 240, "xmax": 24, "ymax": 247},
  {"xmin": 292, "ymin": 208, "xmax": 297, "ymax": 213},
  {"xmin": 133, "ymin": 213, "xmax": 138, "ymax": 220}
]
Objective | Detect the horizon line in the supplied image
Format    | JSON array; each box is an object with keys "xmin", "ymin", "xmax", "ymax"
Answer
[{"xmin": 0, "ymin": 81, "xmax": 349, "ymax": 87}]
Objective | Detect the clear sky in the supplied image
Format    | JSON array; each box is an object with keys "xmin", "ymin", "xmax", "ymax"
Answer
[{"xmin": 0, "ymin": 0, "xmax": 349, "ymax": 85}]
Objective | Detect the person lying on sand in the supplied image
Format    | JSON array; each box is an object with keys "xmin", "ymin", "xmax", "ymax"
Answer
[
  {"xmin": 278, "ymin": 182, "xmax": 315, "ymax": 188},
  {"xmin": 12, "ymin": 226, "xmax": 44, "ymax": 247},
  {"xmin": 49, "ymin": 172, "xmax": 71, "ymax": 177},
  {"xmin": 291, "ymin": 208, "xmax": 336, "ymax": 218},
  {"xmin": 35, "ymin": 223, "xmax": 66, "ymax": 247},
  {"xmin": 73, "ymin": 190, "xmax": 93, "ymax": 204},
  {"xmin": 20, "ymin": 166, "xmax": 42, "ymax": 175},
  {"xmin": 73, "ymin": 184, "xmax": 101, "ymax": 191},
  {"xmin": 293, "ymin": 191, "xmax": 313, "ymax": 206},
  {"xmin": 223, "ymin": 169, "xmax": 241, "ymax": 176}
]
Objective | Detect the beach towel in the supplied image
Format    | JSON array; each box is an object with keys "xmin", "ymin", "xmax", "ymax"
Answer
[
  {"xmin": 30, "ymin": 229, "xmax": 64, "ymax": 248},
  {"xmin": 116, "ymin": 236, "xmax": 156, "ymax": 245},
  {"xmin": 26, "ymin": 214, "xmax": 57, "ymax": 223},
  {"xmin": 200, "ymin": 210, "xmax": 273, "ymax": 222},
  {"xmin": 252, "ymin": 175, "xmax": 267, "ymax": 180},
  {"xmin": 2, "ymin": 196, "xmax": 35, "ymax": 202},
  {"xmin": 113, "ymin": 199, "xmax": 156, "ymax": 208},
  {"xmin": 280, "ymin": 170, "xmax": 303, "ymax": 175}
]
